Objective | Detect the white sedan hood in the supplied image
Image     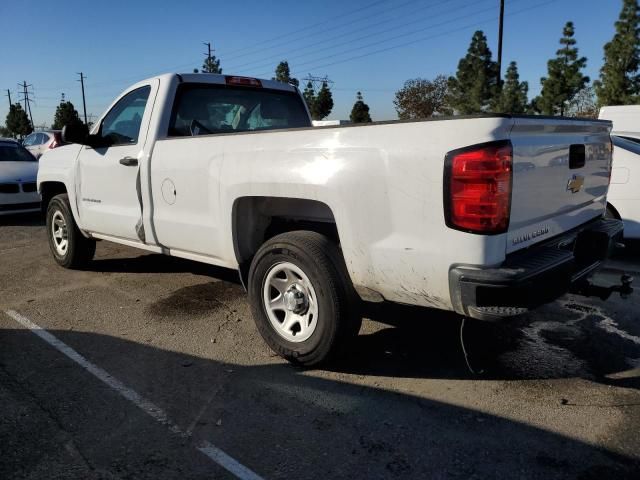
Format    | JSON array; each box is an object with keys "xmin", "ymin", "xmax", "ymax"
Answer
[{"xmin": 0, "ymin": 161, "xmax": 39, "ymax": 183}]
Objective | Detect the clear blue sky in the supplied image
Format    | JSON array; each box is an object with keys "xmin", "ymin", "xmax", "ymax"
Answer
[{"xmin": 0, "ymin": 0, "xmax": 623, "ymax": 126}]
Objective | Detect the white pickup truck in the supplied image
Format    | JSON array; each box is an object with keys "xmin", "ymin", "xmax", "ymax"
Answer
[{"xmin": 38, "ymin": 73, "xmax": 631, "ymax": 365}]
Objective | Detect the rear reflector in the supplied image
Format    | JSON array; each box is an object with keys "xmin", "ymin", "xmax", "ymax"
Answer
[
  {"xmin": 225, "ymin": 76, "xmax": 262, "ymax": 87},
  {"xmin": 444, "ymin": 140, "xmax": 513, "ymax": 234}
]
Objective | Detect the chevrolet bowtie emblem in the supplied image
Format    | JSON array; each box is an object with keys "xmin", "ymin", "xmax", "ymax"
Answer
[{"xmin": 567, "ymin": 175, "xmax": 584, "ymax": 194}]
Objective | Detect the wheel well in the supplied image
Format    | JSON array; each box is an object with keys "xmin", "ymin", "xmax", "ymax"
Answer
[
  {"xmin": 40, "ymin": 182, "xmax": 68, "ymax": 214},
  {"xmin": 233, "ymin": 197, "xmax": 340, "ymax": 283}
]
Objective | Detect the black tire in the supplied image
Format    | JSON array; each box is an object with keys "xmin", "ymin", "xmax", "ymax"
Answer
[
  {"xmin": 248, "ymin": 231, "xmax": 362, "ymax": 366},
  {"xmin": 46, "ymin": 193, "xmax": 96, "ymax": 269}
]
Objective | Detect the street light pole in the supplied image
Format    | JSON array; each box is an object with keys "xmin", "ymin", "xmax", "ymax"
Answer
[{"xmin": 497, "ymin": 0, "xmax": 505, "ymax": 86}]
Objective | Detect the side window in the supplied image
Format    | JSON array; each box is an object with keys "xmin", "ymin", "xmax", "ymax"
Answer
[
  {"xmin": 35, "ymin": 133, "xmax": 46, "ymax": 145},
  {"xmin": 23, "ymin": 133, "xmax": 36, "ymax": 146},
  {"xmin": 100, "ymin": 86, "xmax": 151, "ymax": 145},
  {"xmin": 40, "ymin": 133, "xmax": 50, "ymax": 144}
]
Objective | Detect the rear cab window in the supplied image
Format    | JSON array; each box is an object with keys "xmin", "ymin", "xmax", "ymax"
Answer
[{"xmin": 168, "ymin": 83, "xmax": 311, "ymax": 137}]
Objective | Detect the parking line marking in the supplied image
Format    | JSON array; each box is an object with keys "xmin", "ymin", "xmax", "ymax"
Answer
[{"xmin": 5, "ymin": 309, "xmax": 264, "ymax": 480}]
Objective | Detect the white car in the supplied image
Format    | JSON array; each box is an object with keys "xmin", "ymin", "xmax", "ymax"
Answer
[
  {"xmin": 22, "ymin": 130, "xmax": 64, "ymax": 159},
  {"xmin": 0, "ymin": 139, "xmax": 40, "ymax": 215},
  {"xmin": 599, "ymin": 106, "xmax": 640, "ymax": 239},
  {"xmin": 37, "ymin": 73, "xmax": 628, "ymax": 365}
]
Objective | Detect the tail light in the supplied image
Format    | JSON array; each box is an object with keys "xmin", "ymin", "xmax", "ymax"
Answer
[
  {"xmin": 49, "ymin": 133, "xmax": 61, "ymax": 149},
  {"xmin": 226, "ymin": 76, "xmax": 262, "ymax": 87},
  {"xmin": 444, "ymin": 140, "xmax": 513, "ymax": 234}
]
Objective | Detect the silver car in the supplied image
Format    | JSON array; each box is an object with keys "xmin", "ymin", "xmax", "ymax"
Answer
[
  {"xmin": 22, "ymin": 130, "xmax": 63, "ymax": 159},
  {"xmin": 0, "ymin": 139, "xmax": 40, "ymax": 215}
]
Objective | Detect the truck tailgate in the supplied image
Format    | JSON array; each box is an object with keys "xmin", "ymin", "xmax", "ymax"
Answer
[{"xmin": 507, "ymin": 117, "xmax": 612, "ymax": 254}]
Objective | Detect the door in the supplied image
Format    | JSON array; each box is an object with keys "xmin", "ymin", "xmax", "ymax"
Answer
[{"xmin": 77, "ymin": 85, "xmax": 153, "ymax": 240}]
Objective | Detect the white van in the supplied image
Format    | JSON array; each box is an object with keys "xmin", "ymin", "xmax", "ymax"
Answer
[{"xmin": 599, "ymin": 106, "xmax": 640, "ymax": 239}]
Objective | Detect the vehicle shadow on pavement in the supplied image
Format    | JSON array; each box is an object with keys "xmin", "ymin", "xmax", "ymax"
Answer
[
  {"xmin": 0, "ymin": 212, "xmax": 43, "ymax": 227},
  {"xmin": 75, "ymin": 251, "xmax": 640, "ymax": 390},
  {"xmin": 88, "ymin": 253, "xmax": 241, "ymax": 282},
  {"xmin": 329, "ymin": 299, "xmax": 640, "ymax": 393},
  {"xmin": 1, "ymin": 327, "xmax": 638, "ymax": 480}
]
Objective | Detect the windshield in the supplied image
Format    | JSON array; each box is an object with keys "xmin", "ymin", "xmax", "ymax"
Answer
[{"xmin": 0, "ymin": 142, "xmax": 36, "ymax": 162}]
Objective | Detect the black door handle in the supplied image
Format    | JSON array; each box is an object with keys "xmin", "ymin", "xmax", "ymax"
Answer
[{"xmin": 119, "ymin": 157, "xmax": 138, "ymax": 167}]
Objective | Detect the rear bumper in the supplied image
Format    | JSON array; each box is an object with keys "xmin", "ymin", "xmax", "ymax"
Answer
[{"xmin": 449, "ymin": 218, "xmax": 624, "ymax": 321}]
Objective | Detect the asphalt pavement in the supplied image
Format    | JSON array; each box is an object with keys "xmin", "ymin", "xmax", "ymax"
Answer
[{"xmin": 1, "ymin": 213, "xmax": 639, "ymax": 479}]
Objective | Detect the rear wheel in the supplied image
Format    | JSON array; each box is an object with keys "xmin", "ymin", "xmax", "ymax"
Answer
[
  {"xmin": 46, "ymin": 193, "xmax": 96, "ymax": 268},
  {"xmin": 248, "ymin": 231, "xmax": 361, "ymax": 366}
]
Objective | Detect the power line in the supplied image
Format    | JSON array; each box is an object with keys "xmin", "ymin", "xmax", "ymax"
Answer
[
  {"xmin": 221, "ymin": 0, "xmax": 391, "ymax": 57},
  {"xmin": 290, "ymin": 0, "xmax": 557, "ymax": 78},
  {"xmin": 301, "ymin": 75, "xmax": 334, "ymax": 92},
  {"xmin": 227, "ymin": 0, "xmax": 487, "ymax": 74},
  {"xmin": 255, "ymin": 0, "xmax": 515, "ymax": 78},
  {"xmin": 224, "ymin": 0, "xmax": 423, "ymax": 64}
]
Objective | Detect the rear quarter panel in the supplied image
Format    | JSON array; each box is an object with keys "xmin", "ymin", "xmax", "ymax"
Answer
[{"xmin": 216, "ymin": 117, "xmax": 513, "ymax": 309}]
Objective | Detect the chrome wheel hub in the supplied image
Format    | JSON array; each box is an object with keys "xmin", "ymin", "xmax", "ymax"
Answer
[
  {"xmin": 263, "ymin": 262, "xmax": 318, "ymax": 343},
  {"xmin": 51, "ymin": 210, "xmax": 69, "ymax": 256},
  {"xmin": 283, "ymin": 287, "xmax": 308, "ymax": 314}
]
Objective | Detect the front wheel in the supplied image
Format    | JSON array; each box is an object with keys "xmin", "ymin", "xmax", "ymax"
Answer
[
  {"xmin": 248, "ymin": 231, "xmax": 361, "ymax": 366},
  {"xmin": 46, "ymin": 193, "xmax": 96, "ymax": 269}
]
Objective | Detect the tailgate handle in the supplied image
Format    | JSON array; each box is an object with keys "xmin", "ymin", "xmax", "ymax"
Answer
[{"xmin": 569, "ymin": 144, "xmax": 586, "ymax": 169}]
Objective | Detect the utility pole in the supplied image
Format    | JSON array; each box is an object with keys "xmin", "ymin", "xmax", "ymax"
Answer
[
  {"xmin": 5, "ymin": 89, "xmax": 11, "ymax": 109},
  {"xmin": 20, "ymin": 81, "xmax": 34, "ymax": 127},
  {"xmin": 497, "ymin": 0, "xmax": 505, "ymax": 86},
  {"xmin": 22, "ymin": 81, "xmax": 28, "ymax": 114},
  {"xmin": 301, "ymin": 74, "xmax": 334, "ymax": 92},
  {"xmin": 77, "ymin": 72, "xmax": 88, "ymax": 125},
  {"xmin": 203, "ymin": 42, "xmax": 213, "ymax": 72}
]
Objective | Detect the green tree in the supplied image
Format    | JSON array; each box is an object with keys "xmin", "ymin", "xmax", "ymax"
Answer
[
  {"xmin": 303, "ymin": 81, "xmax": 334, "ymax": 120},
  {"xmin": 302, "ymin": 81, "xmax": 316, "ymax": 116},
  {"xmin": 594, "ymin": 0, "xmax": 640, "ymax": 106},
  {"xmin": 350, "ymin": 91, "xmax": 372, "ymax": 123},
  {"xmin": 448, "ymin": 30, "xmax": 498, "ymax": 114},
  {"xmin": 314, "ymin": 81, "xmax": 334, "ymax": 120},
  {"xmin": 5, "ymin": 104, "xmax": 32, "ymax": 138},
  {"xmin": 567, "ymin": 86, "xmax": 599, "ymax": 118},
  {"xmin": 273, "ymin": 61, "xmax": 299, "ymax": 87},
  {"xmin": 394, "ymin": 75, "xmax": 452, "ymax": 119},
  {"xmin": 493, "ymin": 62, "xmax": 529, "ymax": 113},
  {"xmin": 0, "ymin": 125, "xmax": 10, "ymax": 137},
  {"xmin": 52, "ymin": 101, "xmax": 83, "ymax": 130},
  {"xmin": 195, "ymin": 55, "xmax": 222, "ymax": 74},
  {"xmin": 536, "ymin": 22, "xmax": 589, "ymax": 116}
]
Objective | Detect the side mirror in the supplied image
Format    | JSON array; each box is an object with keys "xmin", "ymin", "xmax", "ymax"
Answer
[{"xmin": 61, "ymin": 123, "xmax": 90, "ymax": 145}]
